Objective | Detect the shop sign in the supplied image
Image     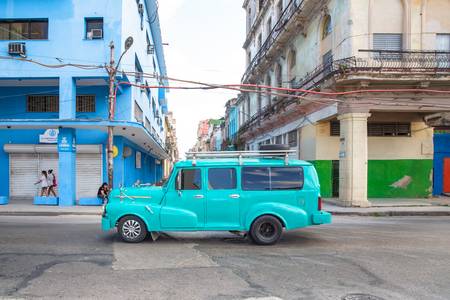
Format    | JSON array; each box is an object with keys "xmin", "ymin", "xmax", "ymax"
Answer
[{"xmin": 39, "ymin": 129, "xmax": 59, "ymax": 144}]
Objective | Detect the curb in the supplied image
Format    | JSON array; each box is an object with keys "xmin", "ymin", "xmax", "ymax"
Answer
[
  {"xmin": 329, "ymin": 211, "xmax": 450, "ymax": 217},
  {"xmin": 0, "ymin": 212, "xmax": 102, "ymax": 216}
]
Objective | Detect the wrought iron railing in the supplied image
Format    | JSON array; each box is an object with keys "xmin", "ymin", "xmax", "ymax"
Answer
[
  {"xmin": 241, "ymin": 0, "xmax": 304, "ymax": 83},
  {"xmin": 239, "ymin": 50, "xmax": 450, "ymax": 134}
]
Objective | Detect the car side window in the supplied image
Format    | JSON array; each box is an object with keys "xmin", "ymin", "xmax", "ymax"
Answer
[
  {"xmin": 177, "ymin": 169, "xmax": 202, "ymax": 190},
  {"xmin": 270, "ymin": 167, "xmax": 304, "ymax": 190},
  {"xmin": 242, "ymin": 167, "xmax": 270, "ymax": 191},
  {"xmin": 208, "ymin": 168, "xmax": 237, "ymax": 190}
]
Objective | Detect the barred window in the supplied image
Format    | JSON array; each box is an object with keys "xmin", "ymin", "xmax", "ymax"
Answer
[
  {"xmin": 330, "ymin": 121, "xmax": 340, "ymax": 136},
  {"xmin": 329, "ymin": 122, "xmax": 411, "ymax": 137},
  {"xmin": 27, "ymin": 95, "xmax": 58, "ymax": 112},
  {"xmin": 134, "ymin": 101, "xmax": 143, "ymax": 124},
  {"xmin": 368, "ymin": 123, "xmax": 411, "ymax": 137},
  {"xmin": 76, "ymin": 95, "xmax": 95, "ymax": 112}
]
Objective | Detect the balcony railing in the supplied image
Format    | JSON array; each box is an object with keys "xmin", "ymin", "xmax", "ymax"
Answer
[
  {"xmin": 242, "ymin": 0, "xmax": 304, "ymax": 83},
  {"xmin": 239, "ymin": 50, "xmax": 450, "ymax": 134}
]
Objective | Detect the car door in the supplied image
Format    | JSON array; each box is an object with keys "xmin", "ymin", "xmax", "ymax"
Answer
[
  {"xmin": 205, "ymin": 167, "xmax": 240, "ymax": 229},
  {"xmin": 160, "ymin": 168, "xmax": 206, "ymax": 229}
]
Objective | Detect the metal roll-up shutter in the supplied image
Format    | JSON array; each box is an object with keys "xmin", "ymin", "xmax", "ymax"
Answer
[
  {"xmin": 10, "ymin": 153, "xmax": 39, "ymax": 198},
  {"xmin": 76, "ymin": 153, "xmax": 102, "ymax": 198}
]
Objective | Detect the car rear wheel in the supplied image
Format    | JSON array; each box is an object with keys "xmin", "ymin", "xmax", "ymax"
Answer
[
  {"xmin": 118, "ymin": 216, "xmax": 147, "ymax": 243},
  {"xmin": 250, "ymin": 215, "xmax": 283, "ymax": 245}
]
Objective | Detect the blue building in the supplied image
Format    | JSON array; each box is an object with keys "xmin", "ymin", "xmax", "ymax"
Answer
[
  {"xmin": 0, "ymin": 0, "xmax": 169, "ymax": 205},
  {"xmin": 224, "ymin": 98, "xmax": 239, "ymax": 151}
]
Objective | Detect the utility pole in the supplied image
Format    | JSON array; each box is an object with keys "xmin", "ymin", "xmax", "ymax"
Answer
[
  {"xmin": 107, "ymin": 41, "xmax": 116, "ymax": 188},
  {"xmin": 106, "ymin": 37, "xmax": 133, "ymax": 188}
]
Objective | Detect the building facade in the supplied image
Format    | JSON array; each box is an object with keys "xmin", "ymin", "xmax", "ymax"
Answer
[
  {"xmin": 239, "ymin": 0, "xmax": 450, "ymax": 206},
  {"xmin": 163, "ymin": 111, "xmax": 179, "ymax": 179},
  {"xmin": 0, "ymin": 0, "xmax": 170, "ymax": 205},
  {"xmin": 192, "ymin": 119, "xmax": 224, "ymax": 152},
  {"xmin": 223, "ymin": 98, "xmax": 239, "ymax": 150}
]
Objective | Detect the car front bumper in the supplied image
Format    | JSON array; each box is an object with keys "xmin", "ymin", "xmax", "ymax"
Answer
[
  {"xmin": 312, "ymin": 211, "xmax": 332, "ymax": 225},
  {"xmin": 102, "ymin": 216, "xmax": 113, "ymax": 231}
]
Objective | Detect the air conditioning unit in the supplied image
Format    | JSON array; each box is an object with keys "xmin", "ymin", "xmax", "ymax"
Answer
[
  {"xmin": 87, "ymin": 29, "xmax": 103, "ymax": 40},
  {"xmin": 147, "ymin": 44, "xmax": 154, "ymax": 55},
  {"xmin": 8, "ymin": 42, "xmax": 26, "ymax": 56},
  {"xmin": 138, "ymin": 3, "xmax": 144, "ymax": 15}
]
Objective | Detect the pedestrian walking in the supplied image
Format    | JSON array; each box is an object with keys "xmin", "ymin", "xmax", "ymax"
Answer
[
  {"xmin": 34, "ymin": 171, "xmax": 49, "ymax": 197},
  {"xmin": 47, "ymin": 169, "xmax": 57, "ymax": 197},
  {"xmin": 97, "ymin": 183, "xmax": 110, "ymax": 204}
]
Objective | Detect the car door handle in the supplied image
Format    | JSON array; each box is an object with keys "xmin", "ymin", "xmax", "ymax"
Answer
[
  {"xmin": 229, "ymin": 194, "xmax": 240, "ymax": 199},
  {"xmin": 194, "ymin": 195, "xmax": 204, "ymax": 199}
]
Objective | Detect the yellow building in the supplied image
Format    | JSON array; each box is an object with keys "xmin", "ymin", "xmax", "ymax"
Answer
[{"xmin": 238, "ymin": 0, "xmax": 450, "ymax": 206}]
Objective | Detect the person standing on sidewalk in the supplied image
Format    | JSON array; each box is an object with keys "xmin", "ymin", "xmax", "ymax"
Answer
[
  {"xmin": 34, "ymin": 171, "xmax": 49, "ymax": 197},
  {"xmin": 47, "ymin": 169, "xmax": 57, "ymax": 197}
]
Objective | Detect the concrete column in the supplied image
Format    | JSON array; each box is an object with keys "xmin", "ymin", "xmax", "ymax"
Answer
[
  {"xmin": 58, "ymin": 128, "xmax": 76, "ymax": 206},
  {"xmin": 338, "ymin": 112, "xmax": 371, "ymax": 207},
  {"xmin": 59, "ymin": 76, "xmax": 76, "ymax": 119}
]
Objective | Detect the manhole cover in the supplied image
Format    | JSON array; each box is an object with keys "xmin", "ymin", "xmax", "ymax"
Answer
[{"xmin": 341, "ymin": 294, "xmax": 385, "ymax": 300}]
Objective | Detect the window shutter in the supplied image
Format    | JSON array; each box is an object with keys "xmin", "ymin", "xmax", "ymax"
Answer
[{"xmin": 373, "ymin": 34, "xmax": 402, "ymax": 51}]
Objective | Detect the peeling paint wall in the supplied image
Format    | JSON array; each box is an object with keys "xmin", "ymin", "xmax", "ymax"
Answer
[{"xmin": 368, "ymin": 160, "xmax": 433, "ymax": 198}]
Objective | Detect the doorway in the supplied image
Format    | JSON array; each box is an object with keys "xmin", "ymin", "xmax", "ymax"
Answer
[{"xmin": 332, "ymin": 160, "xmax": 339, "ymax": 197}]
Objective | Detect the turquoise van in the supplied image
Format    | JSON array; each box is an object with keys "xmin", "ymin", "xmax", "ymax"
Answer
[{"xmin": 102, "ymin": 149, "xmax": 331, "ymax": 245}]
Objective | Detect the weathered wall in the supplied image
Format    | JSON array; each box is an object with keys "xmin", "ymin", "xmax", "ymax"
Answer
[{"xmin": 368, "ymin": 159, "xmax": 433, "ymax": 198}]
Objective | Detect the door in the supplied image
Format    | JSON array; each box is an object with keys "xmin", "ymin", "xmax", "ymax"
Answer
[
  {"xmin": 76, "ymin": 153, "xmax": 102, "ymax": 198},
  {"xmin": 160, "ymin": 168, "xmax": 206, "ymax": 229},
  {"xmin": 322, "ymin": 50, "xmax": 333, "ymax": 75},
  {"xmin": 10, "ymin": 153, "xmax": 39, "ymax": 198},
  {"xmin": 332, "ymin": 160, "xmax": 339, "ymax": 197},
  {"xmin": 443, "ymin": 158, "xmax": 450, "ymax": 194},
  {"xmin": 205, "ymin": 167, "xmax": 240, "ymax": 229}
]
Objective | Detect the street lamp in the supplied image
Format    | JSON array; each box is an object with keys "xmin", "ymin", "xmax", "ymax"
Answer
[{"xmin": 106, "ymin": 36, "xmax": 134, "ymax": 188}]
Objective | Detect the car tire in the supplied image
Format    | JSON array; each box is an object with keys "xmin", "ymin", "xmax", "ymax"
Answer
[
  {"xmin": 249, "ymin": 215, "xmax": 283, "ymax": 245},
  {"xmin": 118, "ymin": 216, "xmax": 147, "ymax": 243}
]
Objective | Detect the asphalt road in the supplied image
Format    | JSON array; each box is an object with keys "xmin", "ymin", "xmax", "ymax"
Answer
[{"xmin": 0, "ymin": 215, "xmax": 449, "ymax": 300}]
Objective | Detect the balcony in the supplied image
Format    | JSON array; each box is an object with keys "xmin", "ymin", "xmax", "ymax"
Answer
[
  {"xmin": 239, "ymin": 50, "xmax": 450, "ymax": 135},
  {"xmin": 242, "ymin": 0, "xmax": 322, "ymax": 84}
]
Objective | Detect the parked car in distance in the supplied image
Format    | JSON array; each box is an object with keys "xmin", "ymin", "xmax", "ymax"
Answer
[{"xmin": 102, "ymin": 149, "xmax": 331, "ymax": 245}]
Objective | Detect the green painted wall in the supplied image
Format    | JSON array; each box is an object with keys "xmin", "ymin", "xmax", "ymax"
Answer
[
  {"xmin": 310, "ymin": 159, "xmax": 433, "ymax": 199},
  {"xmin": 310, "ymin": 160, "xmax": 333, "ymax": 198},
  {"xmin": 368, "ymin": 159, "xmax": 433, "ymax": 198}
]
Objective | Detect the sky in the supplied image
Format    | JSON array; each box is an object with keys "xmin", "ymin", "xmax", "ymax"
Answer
[{"xmin": 157, "ymin": 0, "xmax": 245, "ymax": 157}]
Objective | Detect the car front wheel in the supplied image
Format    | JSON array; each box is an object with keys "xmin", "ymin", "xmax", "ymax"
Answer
[
  {"xmin": 249, "ymin": 215, "xmax": 283, "ymax": 245},
  {"xmin": 118, "ymin": 216, "xmax": 147, "ymax": 243}
]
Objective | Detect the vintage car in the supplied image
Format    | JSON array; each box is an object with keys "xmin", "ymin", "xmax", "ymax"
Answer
[{"xmin": 102, "ymin": 149, "xmax": 331, "ymax": 245}]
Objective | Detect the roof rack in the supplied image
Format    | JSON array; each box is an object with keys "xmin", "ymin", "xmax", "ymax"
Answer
[{"xmin": 185, "ymin": 150, "xmax": 296, "ymax": 166}]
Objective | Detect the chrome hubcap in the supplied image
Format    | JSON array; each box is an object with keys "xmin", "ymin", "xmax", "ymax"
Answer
[{"xmin": 122, "ymin": 220, "xmax": 142, "ymax": 239}]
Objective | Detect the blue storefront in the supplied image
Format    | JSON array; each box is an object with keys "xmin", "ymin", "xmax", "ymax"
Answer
[{"xmin": 0, "ymin": 0, "xmax": 169, "ymax": 205}]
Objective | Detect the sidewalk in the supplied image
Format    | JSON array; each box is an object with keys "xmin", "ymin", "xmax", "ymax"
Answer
[
  {"xmin": 323, "ymin": 197, "xmax": 450, "ymax": 216},
  {"xmin": 0, "ymin": 202, "xmax": 102, "ymax": 216}
]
